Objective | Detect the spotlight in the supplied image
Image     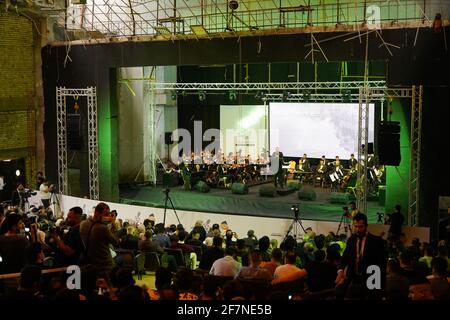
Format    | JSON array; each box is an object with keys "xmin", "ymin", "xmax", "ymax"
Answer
[
  {"xmin": 198, "ymin": 90, "xmax": 206, "ymax": 102},
  {"xmin": 342, "ymin": 90, "xmax": 352, "ymax": 103},
  {"xmin": 302, "ymin": 90, "xmax": 311, "ymax": 102},
  {"xmin": 282, "ymin": 91, "xmax": 291, "ymax": 101},
  {"xmin": 170, "ymin": 90, "xmax": 177, "ymax": 100},
  {"xmin": 255, "ymin": 91, "xmax": 264, "ymax": 100},
  {"xmin": 229, "ymin": 0, "xmax": 238, "ymax": 10},
  {"xmin": 228, "ymin": 90, "xmax": 237, "ymax": 101},
  {"xmin": 15, "ymin": 170, "xmax": 21, "ymax": 177}
]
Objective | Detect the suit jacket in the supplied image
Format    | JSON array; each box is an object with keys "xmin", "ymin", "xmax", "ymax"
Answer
[{"xmin": 339, "ymin": 232, "xmax": 387, "ymax": 284}]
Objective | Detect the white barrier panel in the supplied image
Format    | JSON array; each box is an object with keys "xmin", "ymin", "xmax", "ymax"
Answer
[{"xmin": 58, "ymin": 194, "xmax": 430, "ymax": 243}]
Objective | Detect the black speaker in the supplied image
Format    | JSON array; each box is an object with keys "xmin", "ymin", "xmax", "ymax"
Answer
[
  {"xmin": 67, "ymin": 115, "xmax": 82, "ymax": 150},
  {"xmin": 165, "ymin": 132, "xmax": 173, "ymax": 145},
  {"xmin": 377, "ymin": 121, "xmax": 401, "ymax": 166},
  {"xmin": 367, "ymin": 142, "xmax": 374, "ymax": 154}
]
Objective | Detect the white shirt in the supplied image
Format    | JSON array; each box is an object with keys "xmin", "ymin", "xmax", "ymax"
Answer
[
  {"xmin": 39, "ymin": 183, "xmax": 51, "ymax": 200},
  {"xmin": 209, "ymin": 255, "xmax": 242, "ymax": 277},
  {"xmin": 0, "ymin": 177, "xmax": 4, "ymax": 190}
]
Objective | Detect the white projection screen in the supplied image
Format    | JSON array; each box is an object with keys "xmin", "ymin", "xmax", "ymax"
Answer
[
  {"xmin": 220, "ymin": 105, "xmax": 268, "ymax": 159},
  {"xmin": 269, "ymin": 102, "xmax": 375, "ymax": 159}
]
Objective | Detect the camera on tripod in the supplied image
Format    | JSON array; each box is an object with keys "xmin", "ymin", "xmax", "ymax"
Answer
[
  {"xmin": 291, "ymin": 204, "xmax": 299, "ymax": 219},
  {"xmin": 21, "ymin": 188, "xmax": 37, "ymax": 199}
]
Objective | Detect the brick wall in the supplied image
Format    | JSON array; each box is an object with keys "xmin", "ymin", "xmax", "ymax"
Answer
[{"xmin": 0, "ymin": 12, "xmax": 37, "ymax": 186}]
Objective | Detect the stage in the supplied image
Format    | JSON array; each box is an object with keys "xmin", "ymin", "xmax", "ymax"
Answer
[{"xmin": 119, "ymin": 181, "xmax": 385, "ymax": 224}]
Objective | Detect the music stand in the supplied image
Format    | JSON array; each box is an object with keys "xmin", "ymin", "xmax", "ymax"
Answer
[
  {"xmin": 162, "ymin": 188, "xmax": 181, "ymax": 226},
  {"xmin": 283, "ymin": 204, "xmax": 307, "ymax": 242}
]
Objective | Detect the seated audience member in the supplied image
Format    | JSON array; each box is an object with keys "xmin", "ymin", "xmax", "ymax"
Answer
[
  {"xmin": 427, "ymin": 257, "xmax": 449, "ymax": 300},
  {"xmin": 305, "ymin": 249, "xmax": 337, "ymax": 292},
  {"xmin": 385, "ymin": 258, "xmax": 410, "ymax": 300},
  {"xmin": 243, "ymin": 230, "xmax": 258, "ymax": 249},
  {"xmin": 200, "ymin": 276, "xmax": 221, "ymax": 300},
  {"xmin": 0, "ymin": 214, "xmax": 29, "ymax": 274},
  {"xmin": 260, "ymin": 248, "xmax": 283, "ymax": 277},
  {"xmin": 199, "ymin": 236, "xmax": 224, "ymax": 271},
  {"xmin": 6, "ymin": 265, "xmax": 43, "ymax": 300},
  {"xmin": 170, "ymin": 232, "xmax": 197, "ymax": 269},
  {"xmin": 272, "ymin": 251, "xmax": 307, "ymax": 285},
  {"xmin": 258, "ymin": 236, "xmax": 271, "ymax": 262},
  {"xmin": 190, "ymin": 220, "xmax": 207, "ymax": 242},
  {"xmin": 138, "ymin": 230, "xmax": 163, "ymax": 253},
  {"xmin": 222, "ymin": 279, "xmax": 245, "ymax": 300},
  {"xmin": 236, "ymin": 249, "xmax": 272, "ymax": 283},
  {"xmin": 159, "ymin": 284, "xmax": 179, "ymax": 300},
  {"xmin": 153, "ymin": 223, "xmax": 171, "ymax": 248},
  {"xmin": 235, "ymin": 239, "xmax": 249, "ymax": 266},
  {"xmin": 174, "ymin": 268, "xmax": 199, "ymax": 300},
  {"xmin": 147, "ymin": 267, "xmax": 173, "ymax": 300},
  {"xmin": 210, "ymin": 247, "xmax": 241, "ymax": 278},
  {"xmin": 419, "ymin": 245, "xmax": 434, "ymax": 269},
  {"xmin": 185, "ymin": 230, "xmax": 203, "ymax": 248},
  {"xmin": 117, "ymin": 285, "xmax": 150, "ymax": 301}
]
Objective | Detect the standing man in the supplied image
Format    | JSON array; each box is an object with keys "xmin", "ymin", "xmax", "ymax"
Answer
[
  {"xmin": 387, "ymin": 204, "xmax": 404, "ymax": 243},
  {"xmin": 335, "ymin": 213, "xmax": 387, "ymax": 299},
  {"xmin": 79, "ymin": 202, "xmax": 119, "ymax": 273},
  {"xmin": 39, "ymin": 179, "xmax": 52, "ymax": 209},
  {"xmin": 273, "ymin": 148, "xmax": 286, "ymax": 188},
  {"xmin": 348, "ymin": 201, "xmax": 360, "ymax": 218}
]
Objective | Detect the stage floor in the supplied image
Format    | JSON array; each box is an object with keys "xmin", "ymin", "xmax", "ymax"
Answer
[{"xmin": 119, "ymin": 182, "xmax": 384, "ymax": 224}]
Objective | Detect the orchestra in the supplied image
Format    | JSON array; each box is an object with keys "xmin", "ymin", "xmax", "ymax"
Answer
[{"xmin": 163, "ymin": 149, "xmax": 385, "ymax": 193}]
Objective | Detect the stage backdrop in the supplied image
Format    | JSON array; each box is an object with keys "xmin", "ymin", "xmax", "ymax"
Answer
[
  {"xmin": 220, "ymin": 105, "xmax": 268, "ymax": 160},
  {"xmin": 269, "ymin": 102, "xmax": 375, "ymax": 159}
]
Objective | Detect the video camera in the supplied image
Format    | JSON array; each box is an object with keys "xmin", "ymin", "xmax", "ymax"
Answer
[
  {"xmin": 291, "ymin": 204, "xmax": 300, "ymax": 219},
  {"xmin": 20, "ymin": 188, "xmax": 37, "ymax": 199}
]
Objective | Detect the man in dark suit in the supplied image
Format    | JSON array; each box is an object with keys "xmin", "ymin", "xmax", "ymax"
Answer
[{"xmin": 335, "ymin": 213, "xmax": 387, "ymax": 299}]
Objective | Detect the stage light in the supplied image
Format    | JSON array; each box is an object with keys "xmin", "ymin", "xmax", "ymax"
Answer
[
  {"xmin": 255, "ymin": 91, "xmax": 264, "ymax": 100},
  {"xmin": 170, "ymin": 90, "xmax": 177, "ymax": 100},
  {"xmin": 15, "ymin": 170, "xmax": 21, "ymax": 177},
  {"xmin": 198, "ymin": 90, "xmax": 206, "ymax": 101},
  {"xmin": 154, "ymin": 25, "xmax": 171, "ymax": 35},
  {"xmin": 342, "ymin": 90, "xmax": 352, "ymax": 103},
  {"xmin": 302, "ymin": 90, "xmax": 311, "ymax": 102},
  {"xmin": 228, "ymin": 90, "xmax": 237, "ymax": 101},
  {"xmin": 282, "ymin": 91, "xmax": 291, "ymax": 101},
  {"xmin": 190, "ymin": 25, "xmax": 208, "ymax": 36}
]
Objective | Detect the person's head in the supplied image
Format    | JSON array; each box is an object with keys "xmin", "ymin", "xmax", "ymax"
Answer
[
  {"xmin": 394, "ymin": 205, "xmax": 401, "ymax": 213},
  {"xmin": 20, "ymin": 265, "xmax": 42, "ymax": 292},
  {"xmin": 160, "ymin": 284, "xmax": 178, "ymax": 300},
  {"xmin": 117, "ymin": 285, "xmax": 149, "ymax": 301},
  {"xmin": 110, "ymin": 267, "xmax": 135, "ymax": 290},
  {"xmin": 192, "ymin": 231, "xmax": 201, "ymax": 240},
  {"xmin": 93, "ymin": 202, "xmax": 110, "ymax": 222},
  {"xmin": 431, "ymin": 257, "xmax": 448, "ymax": 277},
  {"xmin": 222, "ymin": 280, "xmax": 245, "ymax": 300},
  {"xmin": 284, "ymin": 251, "xmax": 297, "ymax": 265},
  {"xmin": 211, "ymin": 223, "xmax": 220, "ymax": 231},
  {"xmin": 326, "ymin": 244, "xmax": 341, "ymax": 263},
  {"xmin": 66, "ymin": 206, "xmax": 82, "ymax": 227},
  {"xmin": 348, "ymin": 201, "xmax": 357, "ymax": 210},
  {"xmin": 224, "ymin": 246, "xmax": 236, "ymax": 258},
  {"xmin": 314, "ymin": 249, "xmax": 326, "ymax": 263},
  {"xmin": 352, "ymin": 213, "xmax": 368, "ymax": 238},
  {"xmin": 258, "ymin": 236, "xmax": 270, "ymax": 251},
  {"xmin": 249, "ymin": 249, "xmax": 262, "ymax": 266},
  {"xmin": 247, "ymin": 229, "xmax": 255, "ymax": 238},
  {"xmin": 350, "ymin": 153, "xmax": 355, "ymax": 158},
  {"xmin": 155, "ymin": 267, "xmax": 173, "ymax": 292},
  {"xmin": 174, "ymin": 268, "xmax": 194, "ymax": 292},
  {"xmin": 110, "ymin": 210, "xmax": 118, "ymax": 222},
  {"xmin": 27, "ymin": 242, "xmax": 45, "ymax": 264},
  {"xmin": 144, "ymin": 230, "xmax": 153, "ymax": 240},
  {"xmin": 270, "ymin": 248, "xmax": 283, "ymax": 264},
  {"xmin": 178, "ymin": 231, "xmax": 187, "ymax": 242},
  {"xmin": 212, "ymin": 236, "xmax": 223, "ymax": 248},
  {"xmin": 314, "ymin": 234, "xmax": 325, "ymax": 250},
  {"xmin": 17, "ymin": 183, "xmax": 24, "ymax": 191},
  {"xmin": 342, "ymin": 206, "xmax": 349, "ymax": 213},
  {"xmin": 194, "ymin": 220, "xmax": 203, "ymax": 228},
  {"xmin": 1, "ymin": 213, "xmax": 24, "ymax": 234}
]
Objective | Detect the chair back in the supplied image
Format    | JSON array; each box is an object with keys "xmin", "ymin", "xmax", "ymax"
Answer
[
  {"xmin": 144, "ymin": 251, "xmax": 161, "ymax": 271},
  {"xmin": 134, "ymin": 253, "xmax": 146, "ymax": 279},
  {"xmin": 115, "ymin": 249, "xmax": 135, "ymax": 269},
  {"xmin": 164, "ymin": 248, "xmax": 185, "ymax": 268}
]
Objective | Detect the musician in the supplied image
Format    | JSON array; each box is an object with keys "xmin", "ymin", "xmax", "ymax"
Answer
[
  {"xmin": 298, "ymin": 154, "xmax": 310, "ymax": 172},
  {"xmin": 349, "ymin": 154, "xmax": 358, "ymax": 171},
  {"xmin": 317, "ymin": 155, "xmax": 328, "ymax": 174}
]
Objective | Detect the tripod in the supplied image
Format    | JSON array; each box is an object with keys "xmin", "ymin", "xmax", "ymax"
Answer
[
  {"xmin": 283, "ymin": 205, "xmax": 307, "ymax": 242},
  {"xmin": 162, "ymin": 188, "xmax": 181, "ymax": 227},
  {"xmin": 336, "ymin": 213, "xmax": 352, "ymax": 235},
  {"xmin": 50, "ymin": 191, "xmax": 61, "ymax": 218}
]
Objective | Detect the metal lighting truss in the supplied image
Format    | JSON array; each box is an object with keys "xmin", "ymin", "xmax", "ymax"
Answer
[
  {"xmin": 137, "ymin": 80, "xmax": 423, "ymax": 225},
  {"xmin": 56, "ymin": 87, "xmax": 99, "ymax": 200}
]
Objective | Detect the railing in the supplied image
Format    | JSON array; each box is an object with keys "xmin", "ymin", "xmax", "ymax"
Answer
[{"xmin": 56, "ymin": 0, "xmax": 446, "ymax": 41}]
